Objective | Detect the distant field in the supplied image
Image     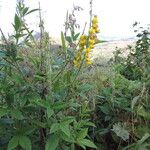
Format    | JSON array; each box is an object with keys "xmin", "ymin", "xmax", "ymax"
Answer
[{"xmin": 92, "ymin": 39, "xmax": 135, "ymax": 61}]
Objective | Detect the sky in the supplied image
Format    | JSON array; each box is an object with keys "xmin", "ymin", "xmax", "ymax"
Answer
[{"xmin": 0, "ymin": 0, "xmax": 150, "ymax": 40}]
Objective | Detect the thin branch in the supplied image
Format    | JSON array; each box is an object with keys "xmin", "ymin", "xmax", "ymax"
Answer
[{"xmin": 38, "ymin": 2, "xmax": 44, "ymax": 48}]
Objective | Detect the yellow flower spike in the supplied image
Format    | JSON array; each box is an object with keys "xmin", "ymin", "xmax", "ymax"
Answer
[
  {"xmin": 91, "ymin": 15, "xmax": 100, "ymax": 34},
  {"xmin": 79, "ymin": 35, "xmax": 87, "ymax": 48},
  {"xmin": 73, "ymin": 15, "xmax": 100, "ymax": 68}
]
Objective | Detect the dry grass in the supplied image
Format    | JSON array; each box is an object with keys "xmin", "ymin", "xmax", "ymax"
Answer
[{"xmin": 92, "ymin": 39, "xmax": 135, "ymax": 62}]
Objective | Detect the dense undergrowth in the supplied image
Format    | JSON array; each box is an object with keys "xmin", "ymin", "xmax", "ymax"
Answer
[
  {"xmin": 91, "ymin": 24, "xmax": 150, "ymax": 149},
  {"xmin": 0, "ymin": 1, "xmax": 150, "ymax": 150}
]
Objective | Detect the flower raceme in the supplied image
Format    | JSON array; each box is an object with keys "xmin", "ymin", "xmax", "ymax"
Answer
[
  {"xmin": 79, "ymin": 35, "xmax": 87, "ymax": 47},
  {"xmin": 74, "ymin": 15, "xmax": 100, "ymax": 67},
  {"xmin": 92, "ymin": 15, "xmax": 100, "ymax": 33},
  {"xmin": 74, "ymin": 35, "xmax": 87, "ymax": 68}
]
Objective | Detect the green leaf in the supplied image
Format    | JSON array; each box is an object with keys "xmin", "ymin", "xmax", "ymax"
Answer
[
  {"xmin": 0, "ymin": 118, "xmax": 14, "ymax": 125},
  {"xmin": 34, "ymin": 74, "xmax": 45, "ymax": 81},
  {"xmin": 52, "ymin": 102, "xmax": 68, "ymax": 110},
  {"xmin": 14, "ymin": 14, "xmax": 21, "ymax": 31},
  {"xmin": 136, "ymin": 133, "xmax": 150, "ymax": 147},
  {"xmin": 77, "ymin": 128, "xmax": 88, "ymax": 139},
  {"xmin": 47, "ymin": 108, "xmax": 54, "ymax": 118},
  {"xmin": 19, "ymin": 136, "xmax": 32, "ymax": 150},
  {"xmin": 33, "ymin": 99, "xmax": 48, "ymax": 108},
  {"xmin": 45, "ymin": 134, "xmax": 59, "ymax": 150},
  {"xmin": 136, "ymin": 125, "xmax": 150, "ymax": 138},
  {"xmin": 0, "ymin": 50, "xmax": 6, "ymax": 57},
  {"xmin": 71, "ymin": 30, "xmax": 75, "ymax": 39},
  {"xmin": 20, "ymin": 126, "xmax": 36, "ymax": 135},
  {"xmin": 0, "ymin": 108, "xmax": 8, "ymax": 118},
  {"xmin": 31, "ymin": 120, "xmax": 46, "ymax": 128},
  {"xmin": 73, "ymin": 33, "xmax": 80, "ymax": 41},
  {"xmin": 23, "ymin": 7, "xmax": 29, "ymax": 15},
  {"xmin": 0, "ymin": 61, "xmax": 8, "ymax": 67},
  {"xmin": 75, "ymin": 120, "xmax": 96, "ymax": 129},
  {"xmin": 137, "ymin": 106, "xmax": 150, "ymax": 119},
  {"xmin": 10, "ymin": 109, "xmax": 24, "ymax": 120},
  {"xmin": 60, "ymin": 123, "xmax": 70, "ymax": 137},
  {"xmin": 71, "ymin": 144, "xmax": 75, "ymax": 150},
  {"xmin": 26, "ymin": 9, "xmax": 39, "ymax": 15},
  {"xmin": 78, "ymin": 84, "xmax": 93, "ymax": 93},
  {"xmin": 60, "ymin": 132, "xmax": 75, "ymax": 143},
  {"xmin": 99, "ymin": 105, "xmax": 110, "ymax": 115},
  {"xmin": 7, "ymin": 136, "xmax": 19, "ymax": 150},
  {"xmin": 50, "ymin": 123, "xmax": 60, "ymax": 133},
  {"xmin": 131, "ymin": 96, "xmax": 140, "ymax": 110},
  {"xmin": 137, "ymin": 144, "xmax": 150, "ymax": 150},
  {"xmin": 111, "ymin": 123, "xmax": 129, "ymax": 141},
  {"xmin": 65, "ymin": 36, "xmax": 72, "ymax": 43},
  {"xmin": 78, "ymin": 139, "xmax": 97, "ymax": 149},
  {"xmin": 61, "ymin": 116, "xmax": 75, "ymax": 124}
]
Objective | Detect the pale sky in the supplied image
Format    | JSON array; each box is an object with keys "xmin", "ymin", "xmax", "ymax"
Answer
[{"xmin": 0, "ymin": 0, "xmax": 150, "ymax": 40}]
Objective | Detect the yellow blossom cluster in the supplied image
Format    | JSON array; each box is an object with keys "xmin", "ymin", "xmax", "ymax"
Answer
[
  {"xmin": 74, "ymin": 35, "xmax": 87, "ymax": 68},
  {"xmin": 85, "ymin": 15, "xmax": 100, "ymax": 65},
  {"xmin": 74, "ymin": 15, "xmax": 100, "ymax": 67}
]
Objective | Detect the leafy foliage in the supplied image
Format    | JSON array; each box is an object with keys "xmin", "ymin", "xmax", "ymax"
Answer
[
  {"xmin": 92, "ymin": 24, "xmax": 150, "ymax": 149},
  {"xmin": 0, "ymin": 1, "xmax": 97, "ymax": 150}
]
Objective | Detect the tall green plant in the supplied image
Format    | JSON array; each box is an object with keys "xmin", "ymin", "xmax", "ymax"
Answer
[{"xmin": 0, "ymin": 1, "xmax": 99, "ymax": 150}]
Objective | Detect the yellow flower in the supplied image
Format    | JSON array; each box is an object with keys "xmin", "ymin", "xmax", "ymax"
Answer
[
  {"xmin": 85, "ymin": 52, "xmax": 89, "ymax": 57},
  {"xmin": 89, "ymin": 39, "xmax": 95, "ymax": 45},
  {"xmin": 89, "ymin": 27, "xmax": 95, "ymax": 35},
  {"xmin": 89, "ymin": 35, "xmax": 95, "ymax": 40},
  {"xmin": 76, "ymin": 52, "xmax": 81, "ymax": 60},
  {"xmin": 73, "ymin": 60, "xmax": 80, "ymax": 68},
  {"xmin": 73, "ymin": 51, "xmax": 82, "ymax": 67},
  {"xmin": 86, "ymin": 57, "xmax": 90, "ymax": 61},
  {"xmin": 92, "ymin": 15, "xmax": 98, "ymax": 24},
  {"xmin": 89, "ymin": 44, "xmax": 94, "ymax": 49},
  {"xmin": 85, "ymin": 55, "xmax": 92, "ymax": 65},
  {"xmin": 80, "ymin": 35, "xmax": 87, "ymax": 40},
  {"xmin": 79, "ymin": 35, "xmax": 87, "ymax": 47},
  {"xmin": 91, "ymin": 15, "xmax": 100, "ymax": 34},
  {"xmin": 86, "ymin": 48, "xmax": 92, "ymax": 53},
  {"xmin": 87, "ymin": 60, "xmax": 92, "ymax": 65},
  {"xmin": 74, "ymin": 15, "xmax": 100, "ymax": 67},
  {"xmin": 95, "ymin": 28, "xmax": 100, "ymax": 33}
]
